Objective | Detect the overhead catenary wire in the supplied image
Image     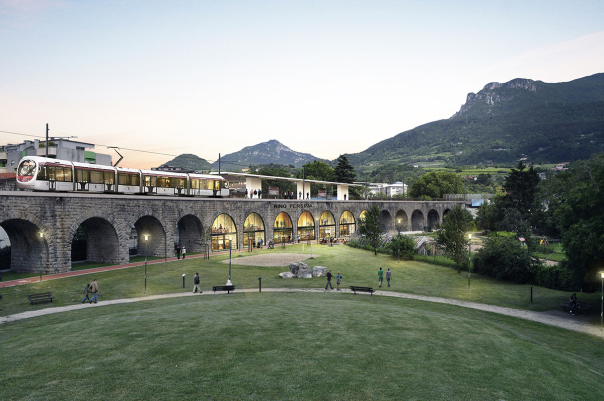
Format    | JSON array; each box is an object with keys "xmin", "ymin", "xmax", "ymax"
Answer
[{"xmin": 0, "ymin": 128, "xmax": 254, "ymax": 168}]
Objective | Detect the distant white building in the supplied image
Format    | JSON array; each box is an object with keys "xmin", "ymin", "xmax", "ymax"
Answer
[
  {"xmin": 0, "ymin": 139, "xmax": 112, "ymax": 173},
  {"xmin": 367, "ymin": 182, "xmax": 408, "ymax": 197}
]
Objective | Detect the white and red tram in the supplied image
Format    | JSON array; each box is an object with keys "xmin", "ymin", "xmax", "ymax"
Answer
[{"xmin": 16, "ymin": 156, "xmax": 229, "ymax": 197}]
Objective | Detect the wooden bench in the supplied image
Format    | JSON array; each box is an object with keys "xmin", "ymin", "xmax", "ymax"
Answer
[
  {"xmin": 212, "ymin": 285, "xmax": 235, "ymax": 294},
  {"xmin": 349, "ymin": 286, "xmax": 374, "ymax": 295},
  {"xmin": 28, "ymin": 292, "xmax": 55, "ymax": 305},
  {"xmin": 561, "ymin": 301, "xmax": 592, "ymax": 314}
]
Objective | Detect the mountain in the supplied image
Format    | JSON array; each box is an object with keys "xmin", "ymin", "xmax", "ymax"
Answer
[
  {"xmin": 346, "ymin": 73, "xmax": 604, "ymax": 170},
  {"xmin": 212, "ymin": 139, "xmax": 321, "ymax": 171},
  {"xmin": 159, "ymin": 154, "xmax": 212, "ymax": 172}
]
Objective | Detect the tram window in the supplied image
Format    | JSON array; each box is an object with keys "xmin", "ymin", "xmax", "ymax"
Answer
[
  {"xmin": 90, "ymin": 171, "xmax": 103, "ymax": 184},
  {"xmin": 130, "ymin": 174, "xmax": 140, "ymax": 186},
  {"xmin": 144, "ymin": 176, "xmax": 157, "ymax": 187},
  {"xmin": 56, "ymin": 167, "xmax": 65, "ymax": 181},
  {"xmin": 76, "ymin": 169, "xmax": 89, "ymax": 183},
  {"xmin": 37, "ymin": 166, "xmax": 48, "ymax": 180},
  {"xmin": 174, "ymin": 178, "xmax": 185, "ymax": 188},
  {"xmin": 48, "ymin": 166, "xmax": 56, "ymax": 181},
  {"xmin": 118, "ymin": 173, "xmax": 128, "ymax": 185},
  {"xmin": 63, "ymin": 168, "xmax": 72, "ymax": 182},
  {"xmin": 191, "ymin": 179, "xmax": 199, "ymax": 189},
  {"xmin": 18, "ymin": 160, "xmax": 36, "ymax": 177}
]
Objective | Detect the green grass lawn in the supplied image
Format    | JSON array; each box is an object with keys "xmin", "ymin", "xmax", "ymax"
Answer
[
  {"xmin": 2, "ymin": 293, "xmax": 603, "ymax": 400},
  {"xmin": 1, "ymin": 245, "xmax": 600, "ymax": 318}
]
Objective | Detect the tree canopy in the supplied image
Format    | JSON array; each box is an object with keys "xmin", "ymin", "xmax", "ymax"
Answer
[
  {"xmin": 334, "ymin": 155, "xmax": 356, "ymax": 183},
  {"xmin": 436, "ymin": 205, "xmax": 474, "ymax": 271},
  {"xmin": 408, "ymin": 171, "xmax": 465, "ymax": 199},
  {"xmin": 357, "ymin": 204, "xmax": 383, "ymax": 255}
]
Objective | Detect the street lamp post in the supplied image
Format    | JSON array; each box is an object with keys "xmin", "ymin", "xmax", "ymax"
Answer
[
  {"xmin": 144, "ymin": 234, "xmax": 149, "ymax": 293},
  {"xmin": 39, "ymin": 232, "xmax": 44, "ymax": 282},
  {"xmin": 397, "ymin": 219, "xmax": 402, "ymax": 263},
  {"xmin": 600, "ymin": 272, "xmax": 604, "ymax": 331},
  {"xmin": 468, "ymin": 234, "xmax": 472, "ymax": 292}
]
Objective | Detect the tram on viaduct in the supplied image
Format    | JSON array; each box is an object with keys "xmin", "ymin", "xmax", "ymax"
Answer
[{"xmin": 0, "ymin": 191, "xmax": 464, "ymax": 274}]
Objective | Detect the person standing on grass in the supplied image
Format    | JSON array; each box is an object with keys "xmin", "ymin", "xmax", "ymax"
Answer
[
  {"xmin": 82, "ymin": 283, "xmax": 92, "ymax": 303},
  {"xmin": 569, "ymin": 293, "xmax": 577, "ymax": 315},
  {"xmin": 90, "ymin": 279, "xmax": 100, "ymax": 303},
  {"xmin": 182, "ymin": 246, "xmax": 186, "ymax": 259},
  {"xmin": 336, "ymin": 271, "xmax": 342, "ymax": 291},
  {"xmin": 386, "ymin": 268, "xmax": 392, "ymax": 287},
  {"xmin": 193, "ymin": 272, "xmax": 202, "ymax": 293},
  {"xmin": 378, "ymin": 267, "xmax": 383, "ymax": 287},
  {"xmin": 325, "ymin": 270, "xmax": 333, "ymax": 290}
]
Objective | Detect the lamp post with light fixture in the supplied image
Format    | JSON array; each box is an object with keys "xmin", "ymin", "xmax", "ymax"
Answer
[
  {"xmin": 468, "ymin": 234, "xmax": 472, "ymax": 292},
  {"xmin": 144, "ymin": 234, "xmax": 149, "ymax": 293},
  {"xmin": 600, "ymin": 272, "xmax": 604, "ymax": 331},
  {"xmin": 396, "ymin": 218, "xmax": 402, "ymax": 263},
  {"xmin": 39, "ymin": 232, "xmax": 44, "ymax": 282}
]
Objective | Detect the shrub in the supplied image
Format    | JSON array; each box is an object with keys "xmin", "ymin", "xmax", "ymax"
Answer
[
  {"xmin": 0, "ymin": 245, "xmax": 10, "ymax": 269},
  {"xmin": 472, "ymin": 236, "xmax": 541, "ymax": 284},
  {"xmin": 387, "ymin": 235, "xmax": 415, "ymax": 260}
]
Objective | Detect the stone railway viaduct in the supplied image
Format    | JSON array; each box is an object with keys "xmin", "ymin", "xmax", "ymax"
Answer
[{"xmin": 0, "ymin": 191, "xmax": 464, "ymax": 273}]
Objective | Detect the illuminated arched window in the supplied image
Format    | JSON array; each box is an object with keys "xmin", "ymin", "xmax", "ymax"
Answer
[
  {"xmin": 339, "ymin": 210, "xmax": 356, "ymax": 237},
  {"xmin": 318, "ymin": 210, "xmax": 335, "ymax": 240},
  {"xmin": 273, "ymin": 212, "xmax": 293, "ymax": 244},
  {"xmin": 243, "ymin": 213, "xmax": 265, "ymax": 248},
  {"xmin": 211, "ymin": 213, "xmax": 237, "ymax": 250},
  {"xmin": 297, "ymin": 211, "xmax": 315, "ymax": 241}
]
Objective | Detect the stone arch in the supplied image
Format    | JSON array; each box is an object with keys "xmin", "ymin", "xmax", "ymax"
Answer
[
  {"xmin": 319, "ymin": 210, "xmax": 336, "ymax": 240},
  {"xmin": 75, "ymin": 217, "xmax": 123, "ymax": 265},
  {"xmin": 177, "ymin": 214, "xmax": 203, "ymax": 253},
  {"xmin": 394, "ymin": 210, "xmax": 409, "ymax": 232},
  {"xmin": 297, "ymin": 210, "xmax": 315, "ymax": 241},
  {"xmin": 0, "ymin": 219, "xmax": 47, "ymax": 273},
  {"xmin": 135, "ymin": 216, "xmax": 168, "ymax": 258},
  {"xmin": 380, "ymin": 209, "xmax": 393, "ymax": 232},
  {"xmin": 339, "ymin": 210, "xmax": 355, "ymax": 237},
  {"xmin": 244, "ymin": 212, "xmax": 265, "ymax": 248},
  {"xmin": 211, "ymin": 213, "xmax": 238, "ymax": 250},
  {"xmin": 427, "ymin": 209, "xmax": 440, "ymax": 232},
  {"xmin": 443, "ymin": 208, "xmax": 452, "ymax": 218},
  {"xmin": 273, "ymin": 211, "xmax": 293, "ymax": 244},
  {"xmin": 411, "ymin": 210, "xmax": 425, "ymax": 231}
]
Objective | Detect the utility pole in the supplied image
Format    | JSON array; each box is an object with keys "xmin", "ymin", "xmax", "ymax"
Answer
[
  {"xmin": 45, "ymin": 124, "xmax": 49, "ymax": 157},
  {"xmin": 218, "ymin": 153, "xmax": 221, "ymax": 175}
]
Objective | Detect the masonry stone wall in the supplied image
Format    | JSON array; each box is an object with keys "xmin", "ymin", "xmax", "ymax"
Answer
[{"xmin": 0, "ymin": 191, "xmax": 463, "ymax": 273}]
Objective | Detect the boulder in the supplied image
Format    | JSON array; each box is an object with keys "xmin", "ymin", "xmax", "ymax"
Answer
[
  {"xmin": 289, "ymin": 262, "xmax": 300, "ymax": 275},
  {"xmin": 297, "ymin": 267, "xmax": 312, "ymax": 279},
  {"xmin": 279, "ymin": 272, "xmax": 295, "ymax": 279},
  {"xmin": 312, "ymin": 266, "xmax": 327, "ymax": 277}
]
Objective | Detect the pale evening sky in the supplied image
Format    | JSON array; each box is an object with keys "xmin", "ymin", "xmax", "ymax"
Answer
[{"xmin": 1, "ymin": 0, "xmax": 603, "ymax": 169}]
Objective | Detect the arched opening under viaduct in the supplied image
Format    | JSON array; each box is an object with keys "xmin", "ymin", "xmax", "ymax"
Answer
[
  {"xmin": 427, "ymin": 209, "xmax": 440, "ymax": 232},
  {"xmin": 0, "ymin": 219, "xmax": 46, "ymax": 273},
  {"xmin": 380, "ymin": 210, "xmax": 392, "ymax": 232},
  {"xmin": 177, "ymin": 214, "xmax": 203, "ymax": 253},
  {"xmin": 395, "ymin": 210, "xmax": 409, "ymax": 232},
  {"xmin": 411, "ymin": 210, "xmax": 424, "ymax": 231},
  {"xmin": 135, "ymin": 216, "xmax": 167, "ymax": 258}
]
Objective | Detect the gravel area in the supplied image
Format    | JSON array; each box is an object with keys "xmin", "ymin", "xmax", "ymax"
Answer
[{"xmin": 222, "ymin": 253, "xmax": 319, "ymax": 267}]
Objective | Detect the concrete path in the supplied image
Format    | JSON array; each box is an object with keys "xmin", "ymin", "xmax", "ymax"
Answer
[{"xmin": 1, "ymin": 287, "xmax": 602, "ymax": 339}]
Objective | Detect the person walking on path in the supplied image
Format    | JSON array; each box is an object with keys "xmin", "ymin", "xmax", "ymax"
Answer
[
  {"xmin": 193, "ymin": 272, "xmax": 202, "ymax": 293},
  {"xmin": 386, "ymin": 268, "xmax": 392, "ymax": 287},
  {"xmin": 569, "ymin": 293, "xmax": 578, "ymax": 315},
  {"xmin": 90, "ymin": 279, "xmax": 100, "ymax": 303},
  {"xmin": 176, "ymin": 246, "xmax": 181, "ymax": 260},
  {"xmin": 378, "ymin": 268, "xmax": 383, "ymax": 287},
  {"xmin": 336, "ymin": 271, "xmax": 342, "ymax": 290},
  {"xmin": 182, "ymin": 247, "xmax": 186, "ymax": 259},
  {"xmin": 325, "ymin": 270, "xmax": 334, "ymax": 290},
  {"xmin": 82, "ymin": 283, "xmax": 92, "ymax": 303}
]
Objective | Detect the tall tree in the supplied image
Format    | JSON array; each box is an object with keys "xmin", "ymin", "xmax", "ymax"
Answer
[
  {"xmin": 499, "ymin": 161, "xmax": 540, "ymax": 219},
  {"xmin": 408, "ymin": 171, "xmax": 465, "ymax": 199},
  {"xmin": 357, "ymin": 204, "xmax": 383, "ymax": 255},
  {"xmin": 436, "ymin": 205, "xmax": 474, "ymax": 272},
  {"xmin": 334, "ymin": 155, "xmax": 356, "ymax": 183},
  {"xmin": 544, "ymin": 155, "xmax": 604, "ymax": 284}
]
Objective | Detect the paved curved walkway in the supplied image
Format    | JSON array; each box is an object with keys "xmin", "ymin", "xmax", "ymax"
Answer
[{"xmin": 2, "ymin": 288, "xmax": 602, "ymax": 339}]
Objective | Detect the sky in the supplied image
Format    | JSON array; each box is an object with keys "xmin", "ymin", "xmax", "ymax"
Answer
[{"xmin": 1, "ymin": 0, "xmax": 603, "ymax": 169}]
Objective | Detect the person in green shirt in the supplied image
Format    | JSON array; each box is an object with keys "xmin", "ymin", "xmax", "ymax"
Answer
[{"xmin": 378, "ymin": 267, "xmax": 383, "ymax": 287}]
